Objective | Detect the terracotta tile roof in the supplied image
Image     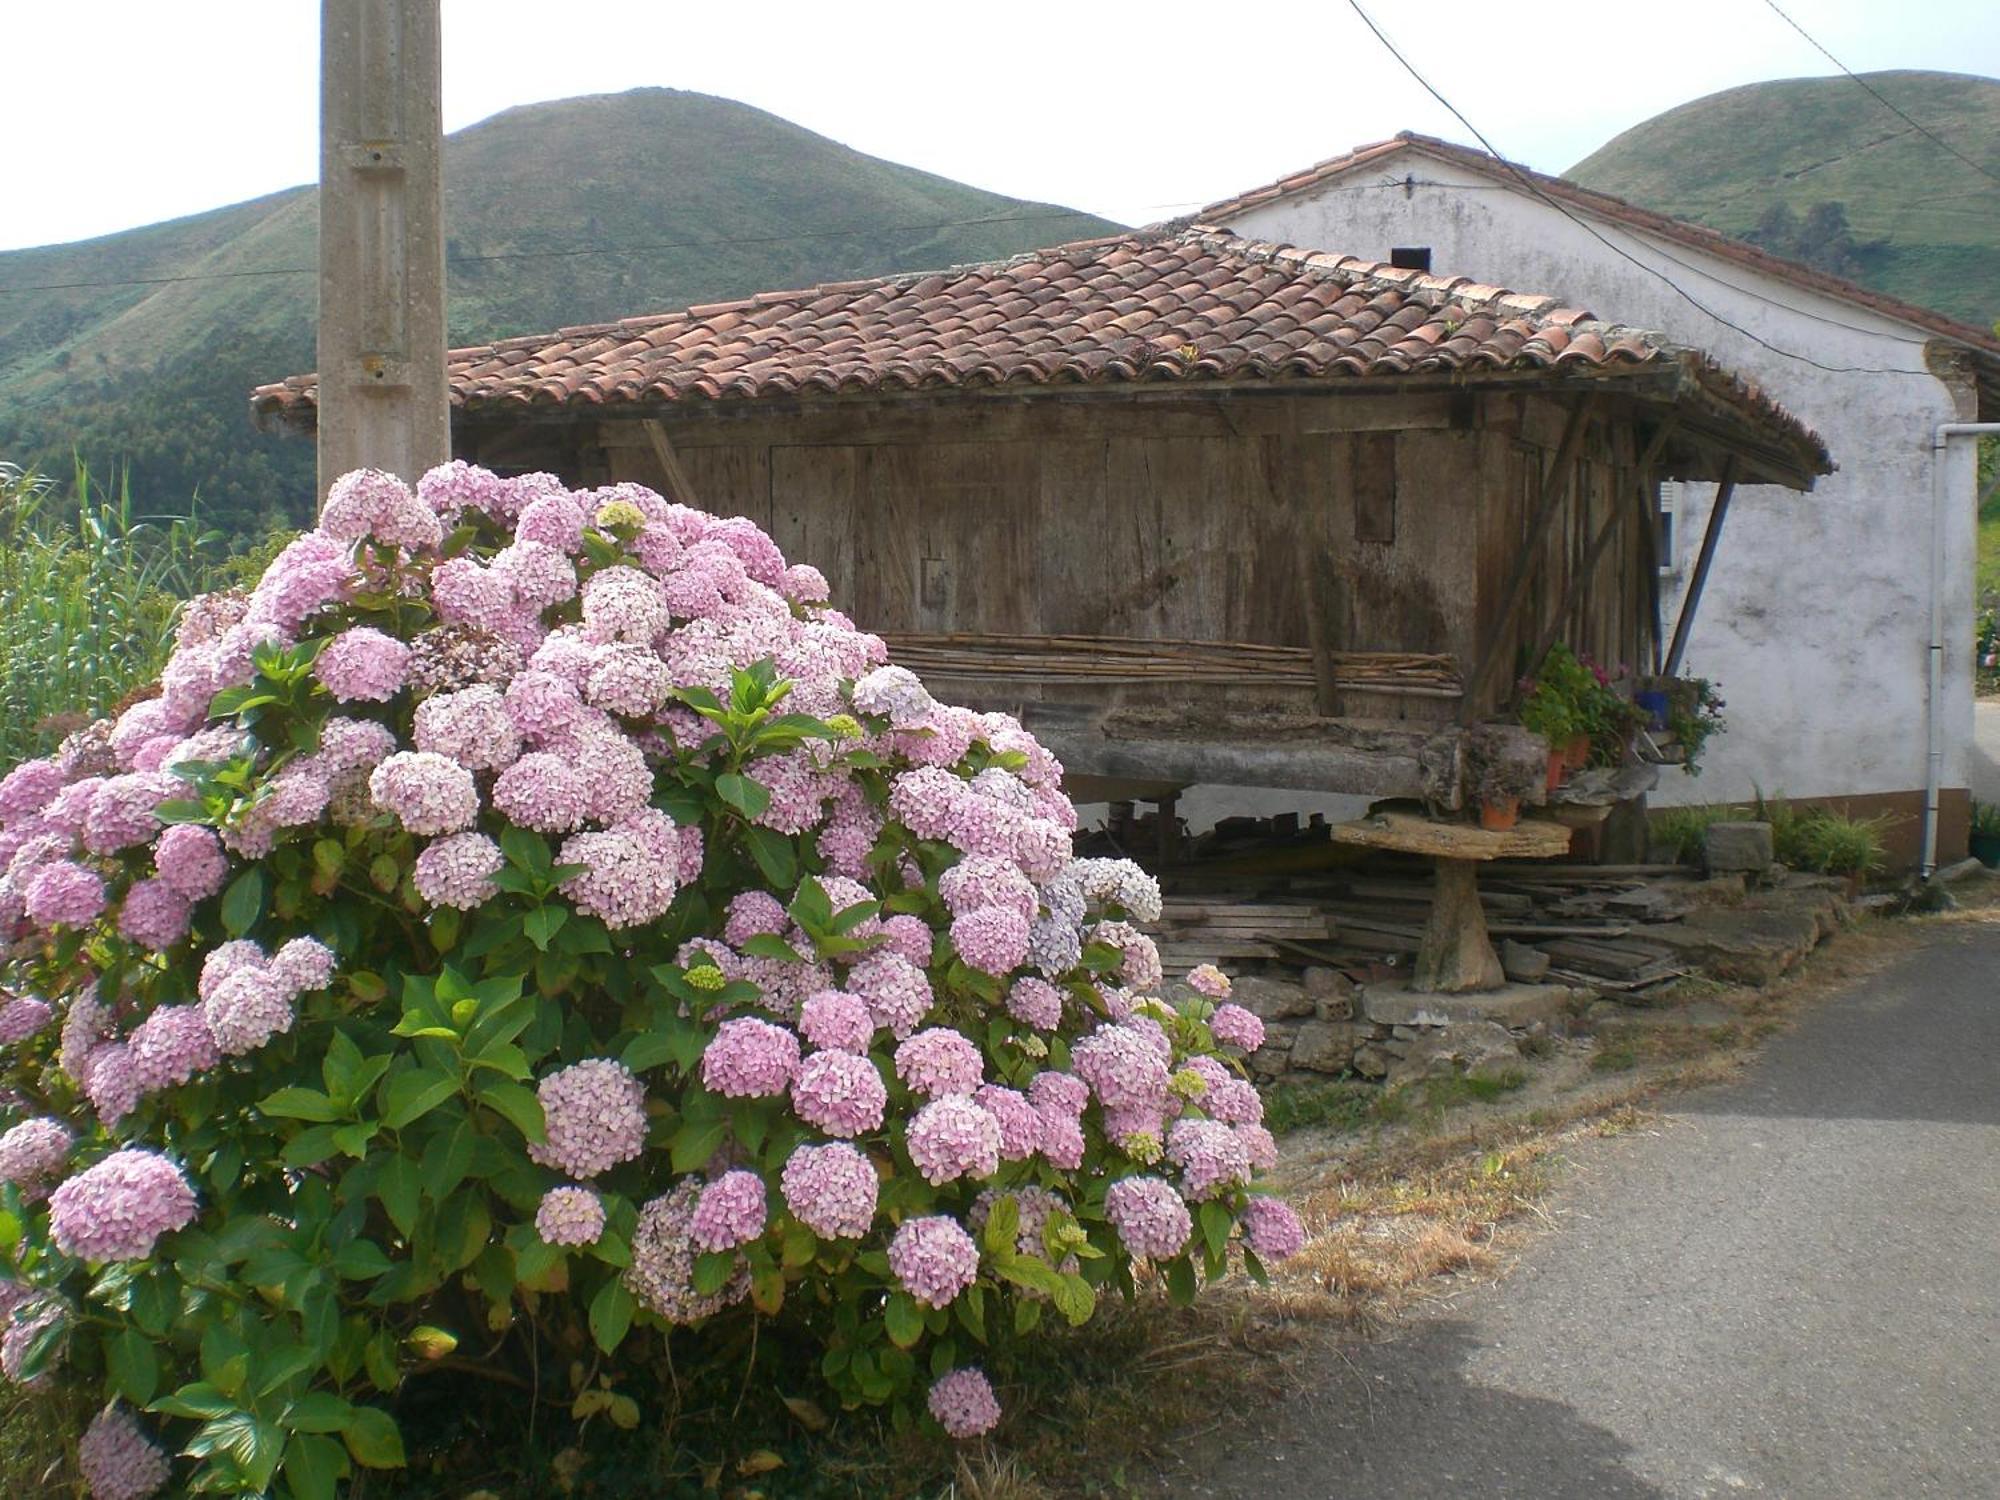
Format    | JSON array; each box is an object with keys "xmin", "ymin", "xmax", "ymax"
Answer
[
  {"xmin": 251, "ymin": 227, "xmax": 1828, "ymax": 480},
  {"xmin": 1198, "ymin": 132, "xmax": 2000, "ymax": 365}
]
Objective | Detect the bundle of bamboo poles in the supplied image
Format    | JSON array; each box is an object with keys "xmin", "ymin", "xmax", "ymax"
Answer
[{"xmin": 879, "ymin": 633, "xmax": 1462, "ymax": 697}]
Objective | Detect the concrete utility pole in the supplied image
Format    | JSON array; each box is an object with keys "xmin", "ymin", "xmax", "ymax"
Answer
[{"xmin": 316, "ymin": 0, "xmax": 449, "ymax": 502}]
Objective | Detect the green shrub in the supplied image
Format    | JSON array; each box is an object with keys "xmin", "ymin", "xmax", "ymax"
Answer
[{"xmin": 0, "ymin": 466, "xmax": 1302, "ymax": 1497}]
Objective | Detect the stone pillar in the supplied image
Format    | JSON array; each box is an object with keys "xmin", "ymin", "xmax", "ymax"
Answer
[{"xmin": 316, "ymin": 0, "xmax": 449, "ymax": 501}]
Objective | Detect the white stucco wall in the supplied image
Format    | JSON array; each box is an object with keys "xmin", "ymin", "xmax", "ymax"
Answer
[{"xmin": 1227, "ymin": 153, "xmax": 1979, "ymax": 813}]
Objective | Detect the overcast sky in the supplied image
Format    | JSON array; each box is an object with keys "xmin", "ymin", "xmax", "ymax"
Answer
[{"xmin": 3, "ymin": 0, "xmax": 1997, "ymax": 254}]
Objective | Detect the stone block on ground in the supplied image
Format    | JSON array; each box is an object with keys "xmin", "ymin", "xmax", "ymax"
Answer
[
  {"xmin": 1638, "ymin": 905, "xmax": 1823, "ymax": 986},
  {"xmin": 1228, "ymin": 974, "xmax": 1316, "ymax": 1022},
  {"xmin": 1290, "ymin": 1020, "xmax": 1362, "ymax": 1073},
  {"xmin": 1360, "ymin": 980, "xmax": 1578, "ymax": 1031},
  {"xmin": 1604, "ymin": 881, "xmax": 1702, "ymax": 924},
  {"xmin": 1245, "ymin": 1017, "xmax": 1304, "ymax": 1080},
  {"xmin": 1303, "ymin": 966, "xmax": 1356, "ymax": 1020},
  {"xmin": 1387, "ymin": 1021, "xmax": 1522, "ymax": 1086},
  {"xmin": 1350, "ymin": 1042, "xmax": 1392, "ymax": 1079},
  {"xmin": 1501, "ymin": 939, "xmax": 1552, "ymax": 983},
  {"xmin": 1704, "ymin": 821, "xmax": 1774, "ymax": 876}
]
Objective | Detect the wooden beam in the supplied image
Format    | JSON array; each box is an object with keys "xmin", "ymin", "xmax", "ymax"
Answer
[
  {"xmin": 640, "ymin": 419, "xmax": 702, "ymax": 508},
  {"xmin": 1663, "ymin": 455, "xmax": 1740, "ymax": 676},
  {"xmin": 1525, "ymin": 475, "xmax": 1634, "ymax": 673},
  {"xmin": 1457, "ymin": 397, "xmax": 1594, "ymax": 722},
  {"xmin": 1632, "ymin": 415, "xmax": 1680, "ymax": 676}
]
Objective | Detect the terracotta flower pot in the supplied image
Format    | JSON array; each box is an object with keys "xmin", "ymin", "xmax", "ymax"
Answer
[
  {"xmin": 1479, "ymin": 795, "xmax": 1521, "ymax": 832},
  {"xmin": 1562, "ymin": 733, "xmax": 1591, "ymax": 771},
  {"xmin": 1545, "ymin": 750, "xmax": 1565, "ymax": 792}
]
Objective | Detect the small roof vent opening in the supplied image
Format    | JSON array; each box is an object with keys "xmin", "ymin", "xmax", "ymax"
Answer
[{"xmin": 1390, "ymin": 246, "xmax": 1432, "ymax": 272}]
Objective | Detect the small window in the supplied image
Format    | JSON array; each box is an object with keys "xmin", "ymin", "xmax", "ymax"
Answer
[
  {"xmin": 1657, "ymin": 482, "xmax": 1679, "ymax": 577},
  {"xmin": 1389, "ymin": 246, "xmax": 1432, "ymax": 272}
]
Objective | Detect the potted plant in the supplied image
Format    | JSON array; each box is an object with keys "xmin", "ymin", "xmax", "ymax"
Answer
[
  {"xmin": 1466, "ymin": 724, "xmax": 1542, "ymax": 831},
  {"xmin": 1518, "ymin": 654, "xmax": 1582, "ymax": 789},
  {"xmin": 1971, "ymin": 800, "xmax": 2000, "ymax": 868},
  {"xmin": 1663, "ymin": 675, "xmax": 1726, "ymax": 777}
]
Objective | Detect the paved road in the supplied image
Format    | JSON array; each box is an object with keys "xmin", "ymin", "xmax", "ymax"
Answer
[{"xmin": 1156, "ymin": 923, "xmax": 2000, "ymax": 1499}]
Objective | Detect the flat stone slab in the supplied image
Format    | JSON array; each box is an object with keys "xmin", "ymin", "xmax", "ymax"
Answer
[
  {"xmin": 1361, "ymin": 979, "xmax": 1581, "ymax": 1029},
  {"xmin": 1637, "ymin": 905, "xmax": 1823, "ymax": 986},
  {"xmin": 1330, "ymin": 809, "xmax": 1572, "ymax": 861},
  {"xmin": 1704, "ymin": 820, "xmax": 1774, "ymax": 875}
]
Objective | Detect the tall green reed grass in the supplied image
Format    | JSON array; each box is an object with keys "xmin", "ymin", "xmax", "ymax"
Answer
[{"xmin": 0, "ymin": 459, "xmax": 233, "ymax": 771}]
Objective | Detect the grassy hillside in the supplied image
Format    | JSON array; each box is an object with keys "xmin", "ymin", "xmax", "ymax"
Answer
[
  {"xmin": 0, "ymin": 89, "xmax": 1117, "ymax": 536},
  {"xmin": 1568, "ymin": 70, "xmax": 2000, "ymax": 330}
]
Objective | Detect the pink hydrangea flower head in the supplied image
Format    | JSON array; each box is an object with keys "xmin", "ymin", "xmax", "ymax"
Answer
[
  {"xmin": 1204, "ymin": 1077, "xmax": 1263, "ymax": 1127},
  {"xmin": 779, "ymin": 1141, "xmax": 878, "ymax": 1239},
  {"xmin": 81, "ymin": 773, "xmax": 176, "ymax": 855},
  {"xmin": 1243, "ymin": 1197, "xmax": 1307, "ymax": 1262},
  {"xmin": 413, "ymin": 831, "xmax": 505, "ymax": 910},
  {"xmin": 1094, "ymin": 920, "xmax": 1164, "ymax": 992},
  {"xmin": 1236, "ymin": 1121, "xmax": 1278, "ymax": 1173},
  {"xmin": 623, "ymin": 1181, "xmax": 750, "ymax": 1324},
  {"xmin": 847, "ymin": 953, "xmax": 934, "ymax": 1039},
  {"xmin": 1186, "ymin": 963, "xmax": 1232, "ymax": 1000},
  {"xmin": 851, "ymin": 665, "xmax": 935, "ymax": 727},
  {"xmin": 314, "ymin": 627, "xmax": 410, "ymax": 703},
  {"xmin": 515, "ymin": 491, "xmax": 588, "ymax": 552},
  {"xmin": 82, "ymin": 1044, "xmax": 141, "ymax": 1126},
  {"xmin": 888, "ymin": 1215, "xmax": 980, "ymax": 1309},
  {"xmin": 1005, "ymin": 977, "xmax": 1063, "ymax": 1030},
  {"xmin": 723, "ymin": 890, "xmax": 789, "ymax": 946},
  {"xmin": 153, "ymin": 824, "xmax": 228, "ymax": 901},
  {"xmin": 798, "ymin": 990, "xmax": 874, "ymax": 1053},
  {"xmin": 939, "ymin": 855, "xmax": 1038, "ymax": 922},
  {"xmin": 973, "ymin": 1084, "xmax": 1043, "ymax": 1160},
  {"xmin": 581, "ymin": 566, "xmax": 671, "ymax": 644},
  {"xmin": 502, "ymin": 669, "xmax": 584, "ymax": 742},
  {"xmin": 1165, "ymin": 1119, "xmax": 1252, "ymax": 1201},
  {"xmin": 493, "ymin": 539, "xmax": 578, "ymax": 610},
  {"xmin": 413, "ymin": 684, "xmax": 521, "ymax": 771},
  {"xmin": 535, "ymin": 1186, "xmax": 607, "ymax": 1247},
  {"xmin": 701, "ymin": 1017, "xmax": 801, "ymax": 1098},
  {"xmin": 0, "ymin": 758, "xmax": 66, "ymax": 821},
  {"xmin": 688, "ymin": 1170, "xmax": 768, "ymax": 1252},
  {"xmin": 529, "ymin": 1059, "xmax": 647, "ymax": 1178},
  {"xmin": 430, "ymin": 556, "xmax": 518, "ymax": 634},
  {"xmin": 893, "ymin": 1028, "xmax": 984, "ymax": 1098},
  {"xmin": 1104, "ymin": 1175, "xmax": 1193, "ymax": 1260},
  {"xmin": 0, "ymin": 995, "xmax": 54, "ymax": 1045},
  {"xmin": 321, "ymin": 467, "xmax": 444, "ymax": 552},
  {"xmin": 493, "ymin": 752, "xmax": 590, "ymax": 833},
  {"xmin": 1209, "ymin": 1003, "xmax": 1265, "ymax": 1053},
  {"xmin": 558, "ymin": 820, "xmax": 682, "ymax": 929},
  {"xmin": 905, "ymin": 1095, "xmax": 1002, "ymax": 1186},
  {"xmin": 780, "ymin": 562, "xmax": 830, "ymax": 604},
  {"xmin": 583, "ymin": 642, "xmax": 673, "ymax": 718},
  {"xmin": 47, "ymin": 1149, "xmax": 198, "ymax": 1261},
  {"xmin": 129, "ymin": 1005, "xmax": 219, "ymax": 1094},
  {"xmin": 270, "ymin": 937, "xmax": 337, "ymax": 994},
  {"xmin": 877, "ymin": 912, "xmax": 933, "ymax": 967},
  {"xmin": 950, "ymin": 906, "xmax": 1031, "ymax": 977},
  {"xmin": 789, "ymin": 1050, "xmax": 887, "ymax": 1137},
  {"xmin": 928, "ymin": 1367, "xmax": 1001, "ymax": 1439},
  {"xmin": 1026, "ymin": 1071, "xmax": 1089, "ymax": 1118},
  {"xmin": 886, "ymin": 766, "xmax": 964, "ymax": 841},
  {"xmin": 23, "ymin": 861, "xmax": 106, "ymax": 929},
  {"xmin": 77, "ymin": 1403, "xmax": 172, "ymax": 1500},
  {"xmin": 247, "ymin": 531, "xmax": 352, "ymax": 633},
  {"xmin": 116, "ymin": 879, "xmax": 191, "ymax": 951},
  {"xmin": 202, "ymin": 968, "xmax": 295, "ymax": 1057},
  {"xmin": 369, "ymin": 751, "xmax": 480, "ymax": 836},
  {"xmin": 1072, "ymin": 1025, "xmax": 1171, "ymax": 1113},
  {"xmin": 0, "ymin": 1118, "xmax": 72, "ymax": 1188}
]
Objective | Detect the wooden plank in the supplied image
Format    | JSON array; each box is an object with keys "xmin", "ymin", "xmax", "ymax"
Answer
[
  {"xmin": 1329, "ymin": 810, "xmax": 1573, "ymax": 861},
  {"xmin": 1352, "ymin": 431, "xmax": 1398, "ymax": 543},
  {"xmin": 640, "ymin": 419, "xmax": 702, "ymax": 508},
  {"xmin": 1664, "ymin": 456, "xmax": 1740, "ymax": 676},
  {"xmin": 1458, "ymin": 397, "xmax": 1594, "ymax": 721}
]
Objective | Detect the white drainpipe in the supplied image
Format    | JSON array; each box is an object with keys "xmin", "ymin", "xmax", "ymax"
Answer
[{"xmin": 1925, "ymin": 422, "xmax": 2000, "ymax": 874}]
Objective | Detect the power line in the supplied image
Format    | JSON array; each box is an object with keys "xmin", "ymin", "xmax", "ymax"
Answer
[
  {"xmin": 0, "ymin": 207, "xmax": 1113, "ymax": 296},
  {"xmin": 1342, "ymin": 0, "xmax": 1937, "ymax": 377},
  {"xmin": 1760, "ymin": 0, "xmax": 2000, "ymax": 189}
]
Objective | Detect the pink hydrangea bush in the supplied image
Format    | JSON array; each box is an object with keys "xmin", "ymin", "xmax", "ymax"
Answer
[{"xmin": 0, "ymin": 465, "xmax": 1304, "ymax": 1492}]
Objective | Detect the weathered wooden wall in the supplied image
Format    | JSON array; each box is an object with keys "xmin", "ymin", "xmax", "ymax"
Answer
[{"xmin": 458, "ymin": 387, "xmax": 1660, "ymax": 738}]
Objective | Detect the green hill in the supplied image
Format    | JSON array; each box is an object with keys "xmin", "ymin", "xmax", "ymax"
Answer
[
  {"xmin": 1568, "ymin": 70, "xmax": 2000, "ymax": 331},
  {"xmin": 0, "ymin": 89, "xmax": 1117, "ymax": 537}
]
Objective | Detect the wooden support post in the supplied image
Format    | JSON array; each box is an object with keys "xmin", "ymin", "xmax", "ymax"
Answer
[
  {"xmin": 642, "ymin": 419, "xmax": 703, "ymax": 508},
  {"xmin": 1458, "ymin": 398, "xmax": 1594, "ymax": 721},
  {"xmin": 1155, "ymin": 794, "xmax": 1178, "ymax": 867},
  {"xmin": 1631, "ymin": 417, "xmax": 1679, "ymax": 677},
  {"xmin": 1663, "ymin": 456, "xmax": 1740, "ymax": 677},
  {"xmin": 316, "ymin": 0, "xmax": 448, "ymax": 500},
  {"xmin": 1412, "ymin": 858, "xmax": 1506, "ymax": 993},
  {"xmin": 1296, "ymin": 543, "xmax": 1340, "ymax": 716}
]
